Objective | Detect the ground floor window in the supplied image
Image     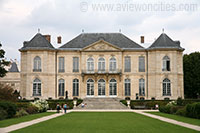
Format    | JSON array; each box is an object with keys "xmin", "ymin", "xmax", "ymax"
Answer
[
  {"xmin": 125, "ymin": 79, "xmax": 131, "ymax": 96},
  {"xmin": 163, "ymin": 78, "xmax": 171, "ymax": 96},
  {"xmin": 109, "ymin": 79, "xmax": 117, "ymax": 96},
  {"xmin": 87, "ymin": 79, "xmax": 94, "ymax": 96},
  {"xmin": 59, "ymin": 79, "xmax": 65, "ymax": 96},
  {"xmin": 73, "ymin": 79, "xmax": 79, "ymax": 96},
  {"xmin": 33, "ymin": 78, "xmax": 41, "ymax": 96},
  {"xmin": 98, "ymin": 79, "xmax": 105, "ymax": 96},
  {"xmin": 139, "ymin": 78, "xmax": 145, "ymax": 96}
]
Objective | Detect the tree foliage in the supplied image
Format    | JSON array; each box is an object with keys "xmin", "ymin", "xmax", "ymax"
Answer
[
  {"xmin": 183, "ymin": 52, "xmax": 200, "ymax": 98},
  {"xmin": 0, "ymin": 43, "xmax": 9, "ymax": 77},
  {"xmin": 0, "ymin": 84, "xmax": 19, "ymax": 101}
]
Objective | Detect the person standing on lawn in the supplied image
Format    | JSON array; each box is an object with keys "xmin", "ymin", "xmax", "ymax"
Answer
[{"xmin": 63, "ymin": 103, "xmax": 67, "ymax": 113}]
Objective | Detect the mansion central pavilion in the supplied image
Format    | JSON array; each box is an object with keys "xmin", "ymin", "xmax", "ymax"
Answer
[{"xmin": 19, "ymin": 32, "xmax": 184, "ymax": 100}]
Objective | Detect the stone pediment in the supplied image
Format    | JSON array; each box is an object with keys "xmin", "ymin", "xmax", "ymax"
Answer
[{"xmin": 82, "ymin": 40, "xmax": 121, "ymax": 51}]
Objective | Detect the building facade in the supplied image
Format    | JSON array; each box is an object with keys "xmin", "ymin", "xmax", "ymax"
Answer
[{"xmin": 19, "ymin": 32, "xmax": 184, "ymax": 100}]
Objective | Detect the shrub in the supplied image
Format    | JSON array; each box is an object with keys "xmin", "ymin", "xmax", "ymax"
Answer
[
  {"xmin": 16, "ymin": 102, "xmax": 30, "ymax": 111},
  {"xmin": 170, "ymin": 106, "xmax": 183, "ymax": 114},
  {"xmin": 25, "ymin": 105, "xmax": 39, "ymax": 114},
  {"xmin": 31, "ymin": 99, "xmax": 49, "ymax": 112},
  {"xmin": 15, "ymin": 109, "xmax": 29, "ymax": 117},
  {"xmin": 175, "ymin": 107, "xmax": 186, "ymax": 116},
  {"xmin": 0, "ymin": 85, "xmax": 18, "ymax": 102},
  {"xmin": 185, "ymin": 102, "xmax": 200, "ymax": 119},
  {"xmin": 177, "ymin": 97, "xmax": 183, "ymax": 106},
  {"xmin": 0, "ymin": 101, "xmax": 17, "ymax": 118},
  {"xmin": 159, "ymin": 105, "xmax": 171, "ymax": 114},
  {"xmin": 0, "ymin": 107, "xmax": 8, "ymax": 120}
]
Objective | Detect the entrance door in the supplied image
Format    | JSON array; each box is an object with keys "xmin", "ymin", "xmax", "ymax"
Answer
[
  {"xmin": 98, "ymin": 79, "xmax": 105, "ymax": 96},
  {"xmin": 87, "ymin": 79, "xmax": 94, "ymax": 96},
  {"xmin": 109, "ymin": 79, "xmax": 117, "ymax": 96}
]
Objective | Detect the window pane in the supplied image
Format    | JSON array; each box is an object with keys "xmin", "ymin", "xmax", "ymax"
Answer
[
  {"xmin": 73, "ymin": 57, "xmax": 79, "ymax": 72},
  {"xmin": 125, "ymin": 57, "xmax": 131, "ymax": 72},
  {"xmin": 59, "ymin": 57, "xmax": 64, "ymax": 72}
]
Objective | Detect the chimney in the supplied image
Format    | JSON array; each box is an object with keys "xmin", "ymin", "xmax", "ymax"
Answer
[
  {"xmin": 141, "ymin": 36, "xmax": 144, "ymax": 43},
  {"xmin": 43, "ymin": 35, "xmax": 51, "ymax": 43},
  {"xmin": 57, "ymin": 36, "xmax": 62, "ymax": 44}
]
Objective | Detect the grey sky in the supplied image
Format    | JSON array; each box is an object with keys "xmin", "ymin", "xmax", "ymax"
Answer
[{"xmin": 0, "ymin": 0, "xmax": 199, "ymax": 61}]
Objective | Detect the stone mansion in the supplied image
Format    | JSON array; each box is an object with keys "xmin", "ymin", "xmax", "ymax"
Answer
[{"xmin": 19, "ymin": 32, "xmax": 184, "ymax": 100}]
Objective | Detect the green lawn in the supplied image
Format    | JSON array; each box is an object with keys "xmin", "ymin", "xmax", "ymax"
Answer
[
  {"xmin": 0, "ymin": 112, "xmax": 55, "ymax": 127},
  {"xmin": 12, "ymin": 112, "xmax": 198, "ymax": 133},
  {"xmin": 147, "ymin": 112, "xmax": 200, "ymax": 126}
]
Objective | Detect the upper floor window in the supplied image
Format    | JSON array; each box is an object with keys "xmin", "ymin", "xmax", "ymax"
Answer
[
  {"xmin": 163, "ymin": 56, "xmax": 170, "ymax": 71},
  {"xmin": 98, "ymin": 57, "xmax": 105, "ymax": 72},
  {"xmin": 59, "ymin": 57, "xmax": 65, "ymax": 72},
  {"xmin": 73, "ymin": 57, "xmax": 79, "ymax": 72},
  {"xmin": 125, "ymin": 79, "xmax": 131, "ymax": 96},
  {"xmin": 87, "ymin": 57, "xmax": 94, "ymax": 72},
  {"xmin": 124, "ymin": 56, "xmax": 131, "ymax": 72},
  {"xmin": 58, "ymin": 79, "xmax": 65, "ymax": 96},
  {"xmin": 109, "ymin": 57, "xmax": 116, "ymax": 72},
  {"xmin": 33, "ymin": 56, "xmax": 41, "ymax": 72},
  {"xmin": 139, "ymin": 56, "xmax": 145, "ymax": 72},
  {"xmin": 163, "ymin": 78, "xmax": 171, "ymax": 96},
  {"xmin": 139, "ymin": 78, "xmax": 145, "ymax": 96},
  {"xmin": 33, "ymin": 78, "xmax": 41, "ymax": 96}
]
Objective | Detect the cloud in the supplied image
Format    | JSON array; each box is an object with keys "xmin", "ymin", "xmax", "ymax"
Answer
[{"xmin": 0, "ymin": 0, "xmax": 200, "ymax": 61}]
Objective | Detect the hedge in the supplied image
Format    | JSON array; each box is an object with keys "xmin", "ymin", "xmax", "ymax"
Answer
[
  {"xmin": 47, "ymin": 99, "xmax": 83, "ymax": 110},
  {"xmin": 0, "ymin": 101, "xmax": 17, "ymax": 119},
  {"xmin": 120, "ymin": 100, "xmax": 170, "ymax": 109}
]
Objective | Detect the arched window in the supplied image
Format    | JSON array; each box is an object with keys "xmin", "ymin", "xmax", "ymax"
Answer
[
  {"xmin": 33, "ymin": 78, "xmax": 41, "ymax": 96},
  {"xmin": 58, "ymin": 79, "xmax": 65, "ymax": 96},
  {"xmin": 73, "ymin": 79, "xmax": 79, "ymax": 96},
  {"xmin": 163, "ymin": 56, "xmax": 170, "ymax": 71},
  {"xmin": 163, "ymin": 78, "xmax": 171, "ymax": 96},
  {"xmin": 139, "ymin": 78, "xmax": 145, "ymax": 96},
  {"xmin": 109, "ymin": 79, "xmax": 117, "ymax": 96},
  {"xmin": 98, "ymin": 57, "xmax": 105, "ymax": 72},
  {"xmin": 87, "ymin": 79, "xmax": 94, "ymax": 96},
  {"xmin": 125, "ymin": 79, "xmax": 131, "ymax": 96},
  {"xmin": 98, "ymin": 79, "xmax": 105, "ymax": 96},
  {"xmin": 109, "ymin": 57, "xmax": 116, "ymax": 72},
  {"xmin": 33, "ymin": 56, "xmax": 41, "ymax": 72},
  {"xmin": 87, "ymin": 57, "xmax": 94, "ymax": 72}
]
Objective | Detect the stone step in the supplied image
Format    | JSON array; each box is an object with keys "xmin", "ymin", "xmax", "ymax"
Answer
[{"xmin": 74, "ymin": 98, "xmax": 129, "ymax": 110}]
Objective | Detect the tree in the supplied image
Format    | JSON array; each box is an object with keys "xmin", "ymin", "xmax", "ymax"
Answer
[
  {"xmin": 183, "ymin": 52, "xmax": 200, "ymax": 99},
  {"xmin": 0, "ymin": 84, "xmax": 18, "ymax": 101},
  {"xmin": 0, "ymin": 42, "xmax": 9, "ymax": 77}
]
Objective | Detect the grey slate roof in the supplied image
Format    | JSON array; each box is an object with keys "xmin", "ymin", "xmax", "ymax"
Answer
[
  {"xmin": 59, "ymin": 33, "xmax": 144, "ymax": 50},
  {"xmin": 148, "ymin": 33, "xmax": 184, "ymax": 50},
  {"xmin": 9, "ymin": 62, "xmax": 19, "ymax": 72},
  {"xmin": 20, "ymin": 33, "xmax": 55, "ymax": 51}
]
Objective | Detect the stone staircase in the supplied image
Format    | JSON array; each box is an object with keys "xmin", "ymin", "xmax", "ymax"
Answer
[{"xmin": 74, "ymin": 98, "xmax": 129, "ymax": 110}]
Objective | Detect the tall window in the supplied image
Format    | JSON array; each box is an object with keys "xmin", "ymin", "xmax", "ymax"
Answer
[
  {"xmin": 139, "ymin": 78, "xmax": 145, "ymax": 96},
  {"xmin": 125, "ymin": 79, "xmax": 131, "ymax": 96},
  {"xmin": 124, "ymin": 56, "xmax": 131, "ymax": 72},
  {"xmin": 98, "ymin": 79, "xmax": 105, "ymax": 96},
  {"xmin": 33, "ymin": 56, "xmax": 41, "ymax": 72},
  {"xmin": 58, "ymin": 79, "xmax": 65, "ymax": 96},
  {"xmin": 87, "ymin": 79, "xmax": 94, "ymax": 96},
  {"xmin": 109, "ymin": 57, "xmax": 116, "ymax": 72},
  {"xmin": 139, "ymin": 56, "xmax": 145, "ymax": 72},
  {"xmin": 33, "ymin": 78, "xmax": 41, "ymax": 96},
  {"xmin": 109, "ymin": 79, "xmax": 117, "ymax": 96},
  {"xmin": 73, "ymin": 57, "xmax": 79, "ymax": 72},
  {"xmin": 59, "ymin": 57, "xmax": 65, "ymax": 72},
  {"xmin": 98, "ymin": 57, "xmax": 105, "ymax": 72},
  {"xmin": 163, "ymin": 56, "xmax": 170, "ymax": 71},
  {"xmin": 87, "ymin": 57, "xmax": 94, "ymax": 72},
  {"xmin": 73, "ymin": 79, "xmax": 79, "ymax": 96},
  {"xmin": 163, "ymin": 78, "xmax": 171, "ymax": 96}
]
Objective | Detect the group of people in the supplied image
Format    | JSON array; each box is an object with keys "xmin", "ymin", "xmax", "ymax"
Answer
[{"xmin": 56, "ymin": 103, "xmax": 68, "ymax": 113}]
